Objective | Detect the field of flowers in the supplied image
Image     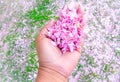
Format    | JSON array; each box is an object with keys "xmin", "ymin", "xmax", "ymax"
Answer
[{"xmin": 0, "ymin": 0, "xmax": 120, "ymax": 82}]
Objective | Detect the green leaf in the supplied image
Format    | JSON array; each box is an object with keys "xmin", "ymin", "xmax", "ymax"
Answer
[
  {"xmin": 42, "ymin": 0, "xmax": 50, "ymax": 5},
  {"xmin": 87, "ymin": 56, "xmax": 94, "ymax": 66},
  {"xmin": 12, "ymin": 70, "xmax": 19, "ymax": 76},
  {"xmin": 30, "ymin": 41, "xmax": 36, "ymax": 49},
  {"xmin": 37, "ymin": 5, "xmax": 47, "ymax": 11},
  {"xmin": 44, "ymin": 10, "xmax": 52, "ymax": 15},
  {"xmin": 28, "ymin": 57, "xmax": 36, "ymax": 64},
  {"xmin": 92, "ymin": 72, "xmax": 98, "ymax": 78},
  {"xmin": 25, "ymin": 66, "xmax": 32, "ymax": 72},
  {"xmin": 15, "ymin": 22, "xmax": 25, "ymax": 28},
  {"xmin": 6, "ymin": 34, "xmax": 15, "ymax": 42},
  {"xmin": 82, "ymin": 74, "xmax": 90, "ymax": 80},
  {"xmin": 104, "ymin": 64, "xmax": 110, "ymax": 72},
  {"xmin": 115, "ymin": 49, "xmax": 120, "ymax": 57},
  {"xmin": 6, "ymin": 51, "xmax": 11, "ymax": 57},
  {"xmin": 72, "ymin": 72, "xmax": 77, "ymax": 77},
  {"xmin": 77, "ymin": 63, "xmax": 83, "ymax": 70}
]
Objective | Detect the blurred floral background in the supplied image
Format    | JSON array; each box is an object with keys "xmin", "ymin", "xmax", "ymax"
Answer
[{"xmin": 0, "ymin": 0, "xmax": 120, "ymax": 82}]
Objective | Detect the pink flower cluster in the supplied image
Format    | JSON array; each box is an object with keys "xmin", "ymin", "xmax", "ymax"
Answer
[{"xmin": 47, "ymin": 2, "xmax": 84, "ymax": 53}]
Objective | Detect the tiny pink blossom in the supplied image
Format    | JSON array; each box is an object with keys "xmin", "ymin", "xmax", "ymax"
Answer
[{"xmin": 47, "ymin": 2, "xmax": 84, "ymax": 53}]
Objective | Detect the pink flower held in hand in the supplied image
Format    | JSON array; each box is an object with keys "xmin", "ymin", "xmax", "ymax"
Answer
[{"xmin": 47, "ymin": 2, "xmax": 84, "ymax": 53}]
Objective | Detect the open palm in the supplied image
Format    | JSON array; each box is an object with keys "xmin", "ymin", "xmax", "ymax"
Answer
[{"xmin": 36, "ymin": 19, "xmax": 83, "ymax": 78}]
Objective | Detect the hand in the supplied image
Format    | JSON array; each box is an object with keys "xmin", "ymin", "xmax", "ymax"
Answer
[
  {"xmin": 35, "ymin": 3, "xmax": 84, "ymax": 82},
  {"xmin": 35, "ymin": 20, "xmax": 84, "ymax": 81}
]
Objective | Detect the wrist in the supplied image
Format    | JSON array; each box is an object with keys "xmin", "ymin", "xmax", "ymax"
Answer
[{"xmin": 36, "ymin": 67, "xmax": 67, "ymax": 82}]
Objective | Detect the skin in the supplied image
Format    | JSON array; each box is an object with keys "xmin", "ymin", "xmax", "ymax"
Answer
[{"xmin": 35, "ymin": 3, "xmax": 84, "ymax": 82}]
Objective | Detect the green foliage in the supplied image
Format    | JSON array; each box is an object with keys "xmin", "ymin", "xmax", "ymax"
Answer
[
  {"xmin": 104, "ymin": 64, "xmax": 110, "ymax": 72},
  {"xmin": 77, "ymin": 63, "xmax": 83, "ymax": 71},
  {"xmin": 15, "ymin": 22, "xmax": 25, "ymax": 28},
  {"xmin": 12, "ymin": 70, "xmax": 19, "ymax": 76},
  {"xmin": 30, "ymin": 41, "xmax": 36, "ymax": 50},
  {"xmin": 6, "ymin": 34, "xmax": 16, "ymax": 42},
  {"xmin": 25, "ymin": 66, "xmax": 33, "ymax": 72},
  {"xmin": 43, "ymin": 0, "xmax": 50, "ymax": 4},
  {"xmin": 28, "ymin": 52, "xmax": 37, "ymax": 64},
  {"xmin": 25, "ymin": 0, "xmax": 58, "ymax": 28},
  {"xmin": 81, "ymin": 72, "xmax": 98, "ymax": 82},
  {"xmin": 25, "ymin": 0, "xmax": 53, "ymax": 27},
  {"xmin": 12, "ymin": 70, "xmax": 20, "ymax": 80},
  {"xmin": 36, "ymin": 0, "xmax": 50, "ymax": 5},
  {"xmin": 20, "ymin": 72, "xmax": 28, "ymax": 81},
  {"xmin": 82, "ymin": 74, "xmax": 91, "ymax": 80},
  {"xmin": 87, "ymin": 56, "xmax": 94, "ymax": 66},
  {"xmin": 26, "ymin": 52, "xmax": 38, "ymax": 73},
  {"xmin": 6, "ymin": 50, "xmax": 11, "ymax": 57},
  {"xmin": 92, "ymin": 72, "xmax": 98, "ymax": 78},
  {"xmin": 5, "ymin": 34, "xmax": 18, "ymax": 56},
  {"xmin": 72, "ymin": 71, "xmax": 77, "ymax": 77},
  {"xmin": 115, "ymin": 49, "xmax": 120, "ymax": 57}
]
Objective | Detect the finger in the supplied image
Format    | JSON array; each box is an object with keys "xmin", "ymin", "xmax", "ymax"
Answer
[{"xmin": 38, "ymin": 19, "xmax": 56, "ymax": 39}]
